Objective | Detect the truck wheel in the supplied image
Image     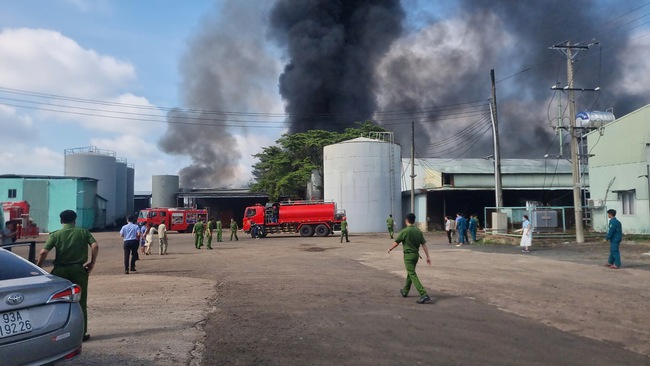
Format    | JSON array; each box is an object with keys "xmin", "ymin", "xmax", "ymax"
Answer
[
  {"xmin": 186, "ymin": 225, "xmax": 194, "ymax": 234},
  {"xmin": 299, "ymin": 225, "xmax": 314, "ymax": 237},
  {"xmin": 315, "ymin": 224, "xmax": 329, "ymax": 237}
]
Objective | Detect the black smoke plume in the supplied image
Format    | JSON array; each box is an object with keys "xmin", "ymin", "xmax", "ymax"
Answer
[
  {"xmin": 269, "ymin": 0, "xmax": 405, "ymax": 133},
  {"xmin": 376, "ymin": 0, "xmax": 648, "ymax": 158}
]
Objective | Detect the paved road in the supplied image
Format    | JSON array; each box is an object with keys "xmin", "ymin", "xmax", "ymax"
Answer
[{"xmin": 27, "ymin": 231, "xmax": 650, "ymax": 365}]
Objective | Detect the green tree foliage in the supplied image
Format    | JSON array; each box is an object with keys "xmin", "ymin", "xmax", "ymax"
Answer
[{"xmin": 251, "ymin": 121, "xmax": 387, "ymax": 200}]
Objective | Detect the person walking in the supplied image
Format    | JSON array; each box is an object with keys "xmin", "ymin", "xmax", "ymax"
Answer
[
  {"xmin": 387, "ymin": 213, "xmax": 431, "ymax": 304},
  {"xmin": 206, "ymin": 217, "xmax": 214, "ymax": 249},
  {"xmin": 455, "ymin": 213, "xmax": 467, "ymax": 246},
  {"xmin": 444, "ymin": 216, "xmax": 455, "ymax": 244},
  {"xmin": 158, "ymin": 220, "xmax": 168, "ymax": 255},
  {"xmin": 216, "ymin": 218, "xmax": 223, "ymax": 242},
  {"xmin": 386, "ymin": 214, "xmax": 395, "ymax": 239},
  {"xmin": 469, "ymin": 214, "xmax": 479, "ymax": 243},
  {"xmin": 340, "ymin": 216, "xmax": 349, "ymax": 243},
  {"xmin": 139, "ymin": 222, "xmax": 147, "ymax": 256},
  {"xmin": 144, "ymin": 222, "xmax": 156, "ymax": 255},
  {"xmin": 517, "ymin": 215, "xmax": 533, "ymax": 253},
  {"xmin": 120, "ymin": 215, "xmax": 140, "ymax": 274},
  {"xmin": 229, "ymin": 218, "xmax": 239, "ymax": 241},
  {"xmin": 606, "ymin": 209, "xmax": 623, "ymax": 269},
  {"xmin": 193, "ymin": 218, "xmax": 205, "ymax": 249},
  {"xmin": 36, "ymin": 210, "xmax": 99, "ymax": 342}
]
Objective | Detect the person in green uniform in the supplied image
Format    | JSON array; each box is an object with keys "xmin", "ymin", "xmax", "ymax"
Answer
[
  {"xmin": 340, "ymin": 216, "xmax": 349, "ymax": 243},
  {"xmin": 216, "ymin": 218, "xmax": 223, "ymax": 242},
  {"xmin": 206, "ymin": 217, "xmax": 214, "ymax": 249},
  {"xmin": 230, "ymin": 218, "xmax": 239, "ymax": 241},
  {"xmin": 192, "ymin": 218, "xmax": 205, "ymax": 249},
  {"xmin": 387, "ymin": 213, "xmax": 431, "ymax": 304},
  {"xmin": 36, "ymin": 209, "xmax": 99, "ymax": 341},
  {"xmin": 386, "ymin": 214, "xmax": 395, "ymax": 239}
]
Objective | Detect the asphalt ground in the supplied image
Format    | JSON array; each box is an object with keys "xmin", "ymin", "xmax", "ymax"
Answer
[{"xmin": 22, "ymin": 230, "xmax": 650, "ymax": 365}]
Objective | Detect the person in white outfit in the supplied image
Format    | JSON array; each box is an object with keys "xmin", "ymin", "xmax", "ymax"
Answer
[
  {"xmin": 516, "ymin": 215, "xmax": 532, "ymax": 253},
  {"xmin": 144, "ymin": 222, "xmax": 157, "ymax": 255},
  {"xmin": 158, "ymin": 221, "xmax": 168, "ymax": 255}
]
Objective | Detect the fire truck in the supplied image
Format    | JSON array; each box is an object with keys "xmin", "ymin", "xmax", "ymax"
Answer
[
  {"xmin": 242, "ymin": 201, "xmax": 346, "ymax": 238},
  {"xmin": 1, "ymin": 201, "xmax": 39, "ymax": 239},
  {"xmin": 137, "ymin": 207, "xmax": 208, "ymax": 233}
]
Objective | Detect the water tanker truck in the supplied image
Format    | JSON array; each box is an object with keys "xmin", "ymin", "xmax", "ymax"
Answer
[{"xmin": 242, "ymin": 201, "xmax": 346, "ymax": 238}]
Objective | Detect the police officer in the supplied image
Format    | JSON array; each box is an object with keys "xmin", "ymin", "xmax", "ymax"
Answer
[
  {"xmin": 193, "ymin": 218, "xmax": 205, "ymax": 249},
  {"xmin": 230, "ymin": 218, "xmax": 239, "ymax": 241},
  {"xmin": 206, "ymin": 217, "xmax": 214, "ymax": 249},
  {"xmin": 37, "ymin": 210, "xmax": 99, "ymax": 341},
  {"xmin": 216, "ymin": 218, "xmax": 223, "ymax": 242},
  {"xmin": 386, "ymin": 214, "xmax": 395, "ymax": 239},
  {"xmin": 340, "ymin": 216, "xmax": 349, "ymax": 243}
]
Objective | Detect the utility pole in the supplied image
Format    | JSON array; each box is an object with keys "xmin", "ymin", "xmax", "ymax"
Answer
[
  {"xmin": 410, "ymin": 121, "xmax": 416, "ymax": 213},
  {"xmin": 549, "ymin": 41, "xmax": 598, "ymax": 243},
  {"xmin": 490, "ymin": 69, "xmax": 503, "ymax": 210}
]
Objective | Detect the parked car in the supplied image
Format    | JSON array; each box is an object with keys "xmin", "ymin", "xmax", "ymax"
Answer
[{"xmin": 0, "ymin": 248, "xmax": 84, "ymax": 365}]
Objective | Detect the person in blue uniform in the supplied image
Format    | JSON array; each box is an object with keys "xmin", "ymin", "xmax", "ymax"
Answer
[
  {"xmin": 455, "ymin": 213, "xmax": 467, "ymax": 246},
  {"xmin": 469, "ymin": 214, "xmax": 478, "ymax": 243},
  {"xmin": 605, "ymin": 209, "xmax": 623, "ymax": 269}
]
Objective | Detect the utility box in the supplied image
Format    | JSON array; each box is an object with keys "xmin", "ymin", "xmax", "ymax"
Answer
[
  {"xmin": 491, "ymin": 212, "xmax": 508, "ymax": 234},
  {"xmin": 531, "ymin": 210, "xmax": 558, "ymax": 232}
]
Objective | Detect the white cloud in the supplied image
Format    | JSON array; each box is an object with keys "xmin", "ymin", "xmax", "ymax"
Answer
[{"xmin": 0, "ymin": 28, "xmax": 135, "ymax": 97}]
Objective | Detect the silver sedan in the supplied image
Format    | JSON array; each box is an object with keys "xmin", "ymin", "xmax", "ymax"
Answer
[{"xmin": 0, "ymin": 248, "xmax": 84, "ymax": 365}]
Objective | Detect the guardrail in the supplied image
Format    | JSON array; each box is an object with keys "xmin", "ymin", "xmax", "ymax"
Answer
[{"xmin": 1, "ymin": 241, "xmax": 37, "ymax": 263}]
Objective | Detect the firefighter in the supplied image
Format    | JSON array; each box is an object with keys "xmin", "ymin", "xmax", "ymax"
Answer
[{"xmin": 193, "ymin": 218, "xmax": 205, "ymax": 249}]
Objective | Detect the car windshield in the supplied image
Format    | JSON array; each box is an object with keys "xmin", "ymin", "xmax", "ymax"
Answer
[{"xmin": 0, "ymin": 250, "xmax": 45, "ymax": 280}]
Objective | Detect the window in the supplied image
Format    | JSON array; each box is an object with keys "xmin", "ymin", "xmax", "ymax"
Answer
[
  {"xmin": 442, "ymin": 173, "xmax": 454, "ymax": 186},
  {"xmin": 7, "ymin": 189, "xmax": 16, "ymax": 199},
  {"xmin": 620, "ymin": 190, "xmax": 635, "ymax": 215}
]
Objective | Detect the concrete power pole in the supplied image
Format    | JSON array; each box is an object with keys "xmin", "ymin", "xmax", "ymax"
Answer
[
  {"xmin": 550, "ymin": 41, "xmax": 598, "ymax": 243},
  {"xmin": 490, "ymin": 69, "xmax": 504, "ymax": 210},
  {"xmin": 567, "ymin": 46, "xmax": 585, "ymax": 243},
  {"xmin": 410, "ymin": 121, "xmax": 416, "ymax": 213}
]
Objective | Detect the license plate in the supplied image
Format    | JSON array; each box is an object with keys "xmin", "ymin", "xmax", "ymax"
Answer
[{"xmin": 0, "ymin": 310, "xmax": 32, "ymax": 338}]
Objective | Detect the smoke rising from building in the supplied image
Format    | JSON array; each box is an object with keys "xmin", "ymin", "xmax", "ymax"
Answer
[
  {"xmin": 376, "ymin": 0, "xmax": 649, "ymax": 158},
  {"xmin": 158, "ymin": 2, "xmax": 280, "ymax": 188},
  {"xmin": 162, "ymin": 1, "xmax": 650, "ymax": 186},
  {"xmin": 268, "ymin": 0, "xmax": 405, "ymax": 133}
]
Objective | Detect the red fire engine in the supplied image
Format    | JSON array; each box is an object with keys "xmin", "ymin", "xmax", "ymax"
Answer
[
  {"xmin": 1, "ymin": 201, "xmax": 39, "ymax": 239},
  {"xmin": 242, "ymin": 201, "xmax": 346, "ymax": 238},
  {"xmin": 137, "ymin": 207, "xmax": 208, "ymax": 233}
]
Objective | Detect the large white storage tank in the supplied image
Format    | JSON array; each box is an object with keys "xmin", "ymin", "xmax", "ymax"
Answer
[
  {"xmin": 115, "ymin": 158, "xmax": 128, "ymax": 222},
  {"xmin": 324, "ymin": 135, "xmax": 402, "ymax": 233},
  {"xmin": 152, "ymin": 175, "xmax": 179, "ymax": 208},
  {"xmin": 126, "ymin": 164, "xmax": 135, "ymax": 217},
  {"xmin": 64, "ymin": 146, "xmax": 117, "ymax": 227}
]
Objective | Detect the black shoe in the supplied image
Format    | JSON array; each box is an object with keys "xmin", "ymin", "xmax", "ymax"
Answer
[
  {"xmin": 400, "ymin": 289, "xmax": 408, "ymax": 298},
  {"xmin": 124, "ymin": 270, "xmax": 129, "ymax": 274},
  {"xmin": 83, "ymin": 334, "xmax": 90, "ymax": 342},
  {"xmin": 130, "ymin": 268, "xmax": 137, "ymax": 272},
  {"xmin": 416, "ymin": 295, "xmax": 431, "ymax": 304}
]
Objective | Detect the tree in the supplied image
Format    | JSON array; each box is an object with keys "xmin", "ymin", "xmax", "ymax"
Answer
[{"xmin": 250, "ymin": 121, "xmax": 387, "ymax": 200}]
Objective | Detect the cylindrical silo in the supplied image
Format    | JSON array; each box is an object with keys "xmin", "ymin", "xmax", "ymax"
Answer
[
  {"xmin": 126, "ymin": 164, "xmax": 135, "ymax": 217},
  {"xmin": 64, "ymin": 146, "xmax": 117, "ymax": 227},
  {"xmin": 152, "ymin": 175, "xmax": 179, "ymax": 208},
  {"xmin": 324, "ymin": 136, "xmax": 402, "ymax": 233},
  {"xmin": 115, "ymin": 158, "xmax": 128, "ymax": 222}
]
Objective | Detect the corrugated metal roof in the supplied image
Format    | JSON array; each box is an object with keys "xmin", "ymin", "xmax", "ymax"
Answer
[{"xmin": 407, "ymin": 158, "xmax": 577, "ymax": 174}]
